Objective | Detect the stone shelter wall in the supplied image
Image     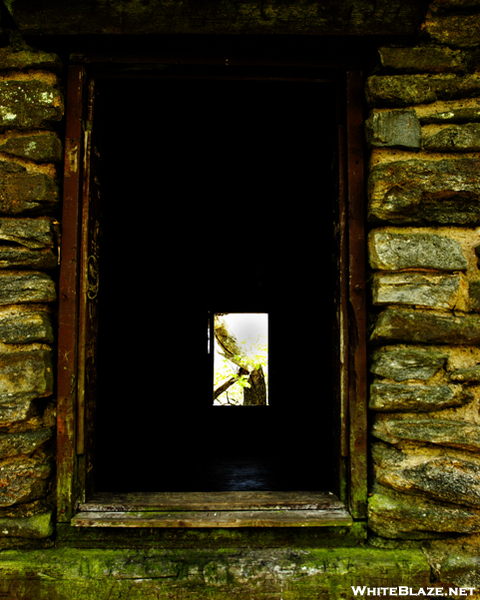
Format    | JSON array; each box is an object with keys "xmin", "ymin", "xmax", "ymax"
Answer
[
  {"xmin": 0, "ymin": 34, "xmax": 63, "ymax": 548},
  {"xmin": 0, "ymin": 0, "xmax": 480, "ymax": 595},
  {"xmin": 366, "ymin": 0, "xmax": 480, "ymax": 584}
]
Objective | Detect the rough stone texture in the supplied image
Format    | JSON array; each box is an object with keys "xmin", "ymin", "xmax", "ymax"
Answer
[
  {"xmin": 365, "ymin": 110, "xmax": 422, "ymax": 149},
  {"xmin": 0, "ymin": 350, "xmax": 53, "ymax": 404},
  {"xmin": 369, "ymin": 383, "xmax": 471, "ymax": 412},
  {"xmin": 415, "ymin": 98, "xmax": 480, "ymax": 123},
  {"xmin": 468, "ymin": 280, "xmax": 480, "ymax": 311},
  {"xmin": 0, "ymin": 496, "xmax": 54, "ymax": 519},
  {"xmin": 0, "ymin": 547, "xmax": 432, "ymax": 599},
  {"xmin": 0, "ymin": 396, "xmax": 39, "ymax": 427},
  {"xmin": 368, "ymin": 157, "xmax": 480, "ymax": 224},
  {"xmin": 368, "ymin": 230, "xmax": 468, "ymax": 270},
  {"xmin": 0, "ymin": 47, "xmax": 62, "ymax": 72},
  {"xmin": 372, "ymin": 272, "xmax": 460, "ymax": 309},
  {"xmin": 0, "ymin": 428, "xmax": 52, "ymax": 458},
  {"xmin": 0, "ymin": 161, "xmax": 59, "ymax": 215},
  {"xmin": 475, "ymin": 246, "xmax": 480, "ymax": 269},
  {"xmin": 365, "ymin": 73, "xmax": 480, "ymax": 108},
  {"xmin": 0, "ymin": 218, "xmax": 57, "ymax": 268},
  {"xmin": 0, "ymin": 271, "xmax": 56, "ymax": 305},
  {"xmin": 450, "ymin": 365, "xmax": 480, "ymax": 382},
  {"xmin": 440, "ymin": 554, "xmax": 480, "ymax": 589},
  {"xmin": 372, "ymin": 418, "xmax": 480, "ymax": 452},
  {"xmin": 371, "ymin": 308, "xmax": 480, "ymax": 345},
  {"xmin": 370, "ymin": 347, "xmax": 448, "ymax": 381},
  {"xmin": 404, "ymin": 457, "xmax": 480, "ymax": 507},
  {"xmin": 0, "ymin": 396, "xmax": 54, "ymax": 430},
  {"xmin": 431, "ymin": 0, "xmax": 480, "ymax": 7},
  {"xmin": 374, "ymin": 444, "xmax": 480, "ymax": 508},
  {"xmin": 0, "ymin": 133, "xmax": 62, "ymax": 162},
  {"xmin": 0, "ymin": 80, "xmax": 63, "ymax": 129},
  {"xmin": 368, "ymin": 488, "xmax": 480, "ymax": 539},
  {"xmin": 0, "ymin": 247, "xmax": 57, "ymax": 270},
  {"xmin": 0, "ymin": 218, "xmax": 55, "ymax": 249},
  {"xmin": 0, "ymin": 511, "xmax": 53, "ymax": 540},
  {"xmin": 378, "ymin": 46, "xmax": 465, "ymax": 73},
  {"xmin": 0, "ymin": 306, "xmax": 54, "ymax": 344},
  {"xmin": 0, "ymin": 272, "xmax": 56, "ymax": 304},
  {"xmin": 423, "ymin": 13, "xmax": 480, "ymax": 48},
  {"xmin": 423, "ymin": 123, "xmax": 480, "ymax": 151},
  {"xmin": 0, "ymin": 455, "xmax": 51, "ymax": 507}
]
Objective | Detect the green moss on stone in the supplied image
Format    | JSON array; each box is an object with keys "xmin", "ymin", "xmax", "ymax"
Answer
[{"xmin": 0, "ymin": 546, "xmax": 431, "ymax": 600}]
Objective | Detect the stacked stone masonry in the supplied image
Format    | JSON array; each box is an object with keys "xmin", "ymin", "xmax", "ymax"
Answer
[
  {"xmin": 0, "ymin": 40, "xmax": 62, "ymax": 549},
  {"xmin": 367, "ymin": 0, "xmax": 480, "ymax": 583},
  {"xmin": 2, "ymin": 0, "xmax": 480, "ymax": 596}
]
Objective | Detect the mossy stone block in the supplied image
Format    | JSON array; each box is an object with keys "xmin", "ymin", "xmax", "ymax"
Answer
[
  {"xmin": 0, "ymin": 272, "xmax": 56, "ymax": 304},
  {"xmin": 0, "ymin": 428, "xmax": 53, "ymax": 458},
  {"xmin": 423, "ymin": 123, "xmax": 480, "ymax": 151},
  {"xmin": 371, "ymin": 308, "xmax": 480, "ymax": 345},
  {"xmin": 373, "ymin": 418, "xmax": 480, "ymax": 452},
  {"xmin": 365, "ymin": 110, "xmax": 422, "ymax": 149},
  {"xmin": 375, "ymin": 447, "xmax": 480, "ymax": 508},
  {"xmin": 0, "ymin": 511, "xmax": 54, "ymax": 540},
  {"xmin": 369, "ymin": 230, "xmax": 468, "ymax": 270},
  {"xmin": 0, "ymin": 134, "xmax": 62, "ymax": 163},
  {"xmin": 0, "ymin": 455, "xmax": 51, "ymax": 507},
  {"xmin": 0, "ymin": 48, "xmax": 62, "ymax": 72},
  {"xmin": 0, "ymin": 349, "xmax": 53, "ymax": 405},
  {"xmin": 368, "ymin": 157, "xmax": 480, "ymax": 225},
  {"xmin": 424, "ymin": 13, "xmax": 480, "ymax": 48},
  {"xmin": 371, "ymin": 347, "xmax": 448, "ymax": 381},
  {"xmin": 368, "ymin": 489, "xmax": 480, "ymax": 539},
  {"xmin": 0, "ymin": 546, "xmax": 431, "ymax": 599},
  {"xmin": 0, "ymin": 80, "xmax": 63, "ymax": 129},
  {"xmin": 0, "ymin": 307, "xmax": 53, "ymax": 344},
  {"xmin": 0, "ymin": 165, "xmax": 59, "ymax": 214},
  {"xmin": 372, "ymin": 272, "xmax": 460, "ymax": 309},
  {"xmin": 365, "ymin": 73, "xmax": 480, "ymax": 108},
  {"xmin": 0, "ymin": 218, "xmax": 57, "ymax": 268},
  {"xmin": 0, "ymin": 218, "xmax": 55, "ymax": 249},
  {"xmin": 0, "ymin": 247, "xmax": 57, "ymax": 270},
  {"xmin": 378, "ymin": 46, "xmax": 465, "ymax": 73},
  {"xmin": 370, "ymin": 383, "xmax": 470, "ymax": 412}
]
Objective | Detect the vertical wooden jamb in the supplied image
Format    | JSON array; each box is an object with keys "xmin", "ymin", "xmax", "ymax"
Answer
[
  {"xmin": 77, "ymin": 77, "xmax": 96, "ymax": 455},
  {"xmin": 336, "ymin": 84, "xmax": 350, "ymax": 505},
  {"xmin": 346, "ymin": 69, "xmax": 368, "ymax": 519},
  {"xmin": 57, "ymin": 65, "xmax": 86, "ymax": 522},
  {"xmin": 79, "ymin": 76, "xmax": 102, "ymax": 498}
]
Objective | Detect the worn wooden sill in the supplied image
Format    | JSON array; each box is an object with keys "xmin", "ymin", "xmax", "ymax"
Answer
[{"xmin": 73, "ymin": 491, "xmax": 353, "ymax": 528}]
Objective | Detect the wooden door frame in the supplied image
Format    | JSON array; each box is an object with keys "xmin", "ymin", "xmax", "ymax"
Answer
[{"xmin": 57, "ymin": 54, "xmax": 367, "ymax": 525}]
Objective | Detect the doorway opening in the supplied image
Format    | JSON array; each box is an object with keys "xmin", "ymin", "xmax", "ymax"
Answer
[{"xmin": 93, "ymin": 73, "xmax": 337, "ymax": 493}]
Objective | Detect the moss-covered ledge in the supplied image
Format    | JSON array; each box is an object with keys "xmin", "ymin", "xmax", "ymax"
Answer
[{"xmin": 0, "ymin": 546, "xmax": 431, "ymax": 599}]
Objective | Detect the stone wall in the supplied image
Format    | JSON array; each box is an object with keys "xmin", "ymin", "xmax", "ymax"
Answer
[
  {"xmin": 1, "ymin": 0, "xmax": 480, "ymax": 595},
  {"xmin": 366, "ymin": 0, "xmax": 480, "ymax": 586},
  {"xmin": 0, "ymin": 32, "xmax": 63, "ymax": 548}
]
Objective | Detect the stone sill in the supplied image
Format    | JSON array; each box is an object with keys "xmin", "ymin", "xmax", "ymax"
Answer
[{"xmin": 73, "ymin": 491, "xmax": 353, "ymax": 528}]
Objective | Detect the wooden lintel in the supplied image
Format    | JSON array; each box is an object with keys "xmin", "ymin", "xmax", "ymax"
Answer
[{"xmin": 6, "ymin": 0, "xmax": 430, "ymax": 37}]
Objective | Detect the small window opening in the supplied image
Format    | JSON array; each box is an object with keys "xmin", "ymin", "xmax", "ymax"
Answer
[{"xmin": 212, "ymin": 312, "xmax": 269, "ymax": 406}]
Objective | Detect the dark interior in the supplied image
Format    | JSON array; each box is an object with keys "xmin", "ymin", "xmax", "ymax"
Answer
[{"xmin": 94, "ymin": 72, "xmax": 338, "ymax": 492}]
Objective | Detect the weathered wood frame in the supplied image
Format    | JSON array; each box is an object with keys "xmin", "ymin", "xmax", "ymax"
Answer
[{"xmin": 57, "ymin": 54, "xmax": 367, "ymax": 532}]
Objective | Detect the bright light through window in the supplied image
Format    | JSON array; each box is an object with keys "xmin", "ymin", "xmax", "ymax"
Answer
[{"xmin": 213, "ymin": 313, "xmax": 268, "ymax": 406}]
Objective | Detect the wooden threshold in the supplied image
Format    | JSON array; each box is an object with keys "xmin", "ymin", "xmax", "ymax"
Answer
[{"xmin": 73, "ymin": 491, "xmax": 353, "ymax": 528}]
